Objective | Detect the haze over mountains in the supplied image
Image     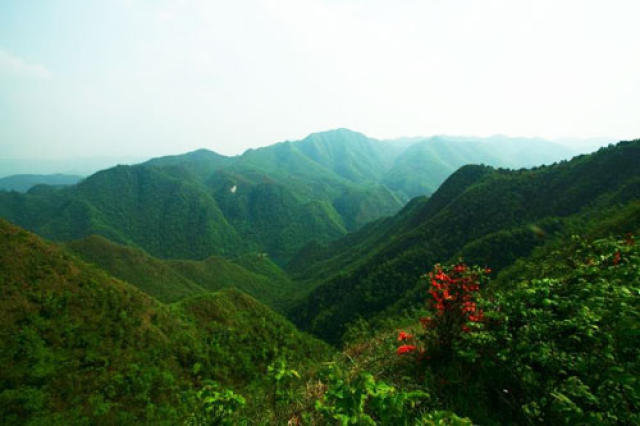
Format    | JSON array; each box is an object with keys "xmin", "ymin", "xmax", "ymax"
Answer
[
  {"xmin": 0, "ymin": 173, "xmax": 83, "ymax": 192},
  {"xmin": 1, "ymin": 129, "xmax": 588, "ymax": 184}
]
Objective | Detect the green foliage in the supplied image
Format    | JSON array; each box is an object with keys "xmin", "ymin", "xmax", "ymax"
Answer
[
  {"xmin": 265, "ymin": 358, "xmax": 301, "ymax": 419},
  {"xmin": 376, "ymin": 234, "xmax": 639, "ymax": 425},
  {"xmin": 65, "ymin": 235, "xmax": 207, "ymax": 302},
  {"xmin": 185, "ymin": 381, "xmax": 246, "ymax": 426},
  {"xmin": 472, "ymin": 234, "xmax": 640, "ymax": 424},
  {"xmin": 314, "ymin": 365, "xmax": 432, "ymax": 425},
  {"xmin": 333, "ymin": 229, "xmax": 638, "ymax": 425}
]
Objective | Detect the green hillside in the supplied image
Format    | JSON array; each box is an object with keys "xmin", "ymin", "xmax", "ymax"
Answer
[
  {"xmin": 289, "ymin": 140, "xmax": 640, "ymax": 343},
  {"xmin": 0, "ymin": 219, "xmax": 331, "ymax": 424},
  {"xmin": 65, "ymin": 234, "xmax": 301, "ymax": 309},
  {"xmin": 65, "ymin": 235, "xmax": 207, "ymax": 302},
  {"xmin": 206, "ymin": 175, "xmax": 349, "ymax": 263},
  {"xmin": 0, "ymin": 165, "xmax": 244, "ymax": 259}
]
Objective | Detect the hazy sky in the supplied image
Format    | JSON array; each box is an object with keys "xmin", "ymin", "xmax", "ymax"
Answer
[{"xmin": 1, "ymin": 0, "xmax": 639, "ymax": 161}]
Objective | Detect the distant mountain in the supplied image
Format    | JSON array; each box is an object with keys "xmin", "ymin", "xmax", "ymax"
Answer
[
  {"xmin": 0, "ymin": 173, "xmax": 83, "ymax": 192},
  {"xmin": 0, "ymin": 219, "xmax": 330, "ymax": 424},
  {"xmin": 381, "ymin": 135, "xmax": 576, "ymax": 200},
  {"xmin": 0, "ymin": 129, "xmax": 579, "ymax": 263},
  {"xmin": 287, "ymin": 140, "xmax": 640, "ymax": 343},
  {"xmin": 0, "ymin": 156, "xmax": 146, "ymax": 176}
]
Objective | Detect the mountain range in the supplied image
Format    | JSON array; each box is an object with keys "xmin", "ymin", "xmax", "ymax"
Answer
[
  {"xmin": 0, "ymin": 129, "xmax": 575, "ymax": 264},
  {"xmin": 1, "ymin": 130, "xmax": 637, "ymax": 424}
]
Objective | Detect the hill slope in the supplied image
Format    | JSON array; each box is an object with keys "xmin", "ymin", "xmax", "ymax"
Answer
[
  {"xmin": 0, "ymin": 219, "xmax": 330, "ymax": 424},
  {"xmin": 65, "ymin": 235, "xmax": 300, "ymax": 309}
]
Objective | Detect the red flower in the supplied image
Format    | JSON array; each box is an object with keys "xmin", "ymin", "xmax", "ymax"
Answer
[
  {"xmin": 397, "ymin": 331, "xmax": 413, "ymax": 341},
  {"xmin": 484, "ymin": 267, "xmax": 492, "ymax": 274},
  {"xmin": 468, "ymin": 312, "xmax": 484, "ymax": 322},
  {"xmin": 462, "ymin": 301, "xmax": 477, "ymax": 313},
  {"xmin": 397, "ymin": 345, "xmax": 417, "ymax": 355},
  {"xmin": 613, "ymin": 251, "xmax": 621, "ymax": 265},
  {"xmin": 435, "ymin": 272, "xmax": 449, "ymax": 282}
]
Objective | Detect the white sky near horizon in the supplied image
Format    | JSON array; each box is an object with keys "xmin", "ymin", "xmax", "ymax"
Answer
[{"xmin": 1, "ymin": 0, "xmax": 639, "ymax": 163}]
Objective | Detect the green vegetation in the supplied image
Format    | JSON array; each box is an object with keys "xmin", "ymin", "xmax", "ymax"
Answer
[
  {"xmin": 476, "ymin": 234, "xmax": 640, "ymax": 424},
  {"xmin": 65, "ymin": 235, "xmax": 300, "ymax": 310},
  {"xmin": 288, "ymin": 140, "xmax": 640, "ymax": 344},
  {"xmin": 337, "ymin": 231, "xmax": 639, "ymax": 425},
  {"xmin": 1, "ymin": 136, "xmax": 638, "ymax": 424}
]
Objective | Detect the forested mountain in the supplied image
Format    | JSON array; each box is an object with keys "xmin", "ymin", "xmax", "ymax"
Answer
[
  {"xmin": 288, "ymin": 140, "xmax": 640, "ymax": 343},
  {"xmin": 0, "ymin": 165, "xmax": 245, "ymax": 259},
  {"xmin": 0, "ymin": 174, "xmax": 83, "ymax": 192},
  {"xmin": 0, "ymin": 129, "xmax": 573, "ymax": 263},
  {"xmin": 0, "ymin": 220, "xmax": 331, "ymax": 424}
]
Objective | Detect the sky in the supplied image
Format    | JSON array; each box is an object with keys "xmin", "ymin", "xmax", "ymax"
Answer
[{"xmin": 1, "ymin": 0, "xmax": 639, "ymax": 170}]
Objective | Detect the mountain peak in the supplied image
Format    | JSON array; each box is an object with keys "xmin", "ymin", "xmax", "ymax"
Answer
[{"xmin": 304, "ymin": 128, "xmax": 370, "ymax": 141}]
